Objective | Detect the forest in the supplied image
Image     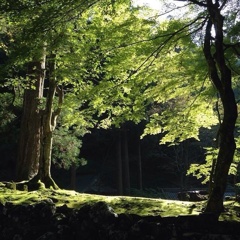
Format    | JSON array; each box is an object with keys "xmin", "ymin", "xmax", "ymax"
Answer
[{"xmin": 0, "ymin": 0, "xmax": 240, "ymax": 217}]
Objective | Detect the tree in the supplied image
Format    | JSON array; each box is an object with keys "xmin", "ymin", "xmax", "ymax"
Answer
[
  {"xmin": 136, "ymin": 0, "xmax": 239, "ymax": 214},
  {"xmin": 0, "ymin": 0, "xmax": 107, "ymax": 188},
  {"xmin": 59, "ymin": 4, "xmax": 159, "ymax": 194},
  {"xmin": 2, "ymin": 0, "xmax": 238, "ymax": 212},
  {"xmin": 201, "ymin": 0, "xmax": 238, "ymax": 214},
  {"xmin": 170, "ymin": 0, "xmax": 239, "ymax": 214},
  {"xmin": 52, "ymin": 126, "xmax": 87, "ymax": 190},
  {"xmin": 1, "ymin": 0, "xmax": 155, "ymax": 189},
  {"xmin": 16, "ymin": 55, "xmax": 47, "ymax": 181}
]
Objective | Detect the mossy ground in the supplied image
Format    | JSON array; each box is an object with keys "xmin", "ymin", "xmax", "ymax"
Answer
[{"xmin": 0, "ymin": 183, "xmax": 239, "ymax": 221}]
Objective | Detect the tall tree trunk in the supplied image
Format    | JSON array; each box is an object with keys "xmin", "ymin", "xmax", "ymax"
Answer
[
  {"xmin": 35, "ymin": 54, "xmax": 61, "ymax": 189},
  {"xmin": 71, "ymin": 163, "xmax": 77, "ymax": 190},
  {"xmin": 123, "ymin": 127, "xmax": 130, "ymax": 195},
  {"xmin": 116, "ymin": 130, "xmax": 123, "ymax": 195},
  {"xmin": 137, "ymin": 138, "xmax": 143, "ymax": 191},
  {"xmin": 17, "ymin": 52, "xmax": 62, "ymax": 189},
  {"xmin": 203, "ymin": 1, "xmax": 238, "ymax": 214},
  {"xmin": 16, "ymin": 58, "xmax": 45, "ymax": 180}
]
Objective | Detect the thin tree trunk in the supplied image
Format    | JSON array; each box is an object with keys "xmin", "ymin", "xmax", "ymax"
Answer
[
  {"xmin": 208, "ymin": 95, "xmax": 221, "ymax": 194},
  {"xmin": 205, "ymin": 90, "xmax": 237, "ymax": 213},
  {"xmin": 209, "ymin": 158, "xmax": 216, "ymax": 194},
  {"xmin": 123, "ymin": 127, "xmax": 130, "ymax": 195},
  {"xmin": 203, "ymin": 1, "xmax": 238, "ymax": 214},
  {"xmin": 71, "ymin": 163, "xmax": 77, "ymax": 190},
  {"xmin": 137, "ymin": 138, "xmax": 143, "ymax": 191},
  {"xmin": 116, "ymin": 130, "xmax": 123, "ymax": 195},
  {"xmin": 35, "ymin": 53, "xmax": 61, "ymax": 189}
]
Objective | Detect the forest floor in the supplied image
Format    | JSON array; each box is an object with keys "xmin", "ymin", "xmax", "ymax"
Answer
[{"xmin": 0, "ymin": 182, "xmax": 239, "ymax": 222}]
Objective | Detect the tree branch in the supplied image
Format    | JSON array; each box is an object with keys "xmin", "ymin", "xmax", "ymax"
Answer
[
  {"xmin": 224, "ymin": 42, "xmax": 240, "ymax": 56},
  {"xmin": 106, "ymin": 15, "xmax": 206, "ymax": 53},
  {"xmin": 203, "ymin": 18, "xmax": 223, "ymax": 93},
  {"xmin": 175, "ymin": 0, "xmax": 207, "ymax": 7}
]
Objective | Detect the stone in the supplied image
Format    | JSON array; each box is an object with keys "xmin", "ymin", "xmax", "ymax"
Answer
[
  {"xmin": 178, "ymin": 190, "xmax": 208, "ymax": 201},
  {"xmin": 0, "ymin": 200, "xmax": 239, "ymax": 240}
]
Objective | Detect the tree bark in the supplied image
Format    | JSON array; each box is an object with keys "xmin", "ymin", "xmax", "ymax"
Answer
[
  {"xmin": 123, "ymin": 127, "xmax": 130, "ymax": 195},
  {"xmin": 35, "ymin": 54, "xmax": 61, "ymax": 189},
  {"xmin": 17, "ymin": 52, "xmax": 62, "ymax": 189},
  {"xmin": 137, "ymin": 138, "xmax": 143, "ymax": 191},
  {"xmin": 116, "ymin": 130, "xmax": 123, "ymax": 195},
  {"xmin": 203, "ymin": 1, "xmax": 238, "ymax": 214},
  {"xmin": 16, "ymin": 58, "xmax": 45, "ymax": 180},
  {"xmin": 71, "ymin": 163, "xmax": 77, "ymax": 190}
]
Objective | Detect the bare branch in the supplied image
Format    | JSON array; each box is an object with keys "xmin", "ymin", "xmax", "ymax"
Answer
[
  {"xmin": 219, "ymin": 0, "xmax": 228, "ymax": 10},
  {"xmin": 128, "ymin": 15, "xmax": 207, "ymax": 76},
  {"xmin": 106, "ymin": 15, "xmax": 206, "ymax": 53},
  {"xmin": 175, "ymin": 0, "xmax": 207, "ymax": 7},
  {"xmin": 148, "ymin": 2, "xmax": 191, "ymax": 21}
]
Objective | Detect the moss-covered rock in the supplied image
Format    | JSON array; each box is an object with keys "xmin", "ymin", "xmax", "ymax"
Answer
[
  {"xmin": 0, "ymin": 201, "xmax": 240, "ymax": 240},
  {"xmin": 0, "ymin": 183, "xmax": 240, "ymax": 239}
]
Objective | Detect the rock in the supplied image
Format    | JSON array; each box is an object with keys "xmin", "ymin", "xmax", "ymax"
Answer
[
  {"xmin": 36, "ymin": 232, "xmax": 56, "ymax": 240},
  {"xmin": 131, "ymin": 219, "xmax": 160, "ymax": 238},
  {"xmin": 0, "ymin": 200, "xmax": 240, "ymax": 239},
  {"xmin": 236, "ymin": 195, "xmax": 240, "ymax": 202},
  {"xmin": 178, "ymin": 190, "xmax": 208, "ymax": 201}
]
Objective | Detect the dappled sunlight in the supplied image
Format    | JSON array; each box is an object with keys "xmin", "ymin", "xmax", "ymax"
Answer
[
  {"xmin": 219, "ymin": 201, "xmax": 240, "ymax": 222},
  {"xmin": 1, "ymin": 185, "xmax": 240, "ymax": 223},
  {"xmin": 0, "ymin": 185, "xmax": 204, "ymax": 217}
]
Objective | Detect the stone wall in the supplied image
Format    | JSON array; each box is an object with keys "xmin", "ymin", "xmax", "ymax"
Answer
[{"xmin": 0, "ymin": 200, "xmax": 239, "ymax": 240}]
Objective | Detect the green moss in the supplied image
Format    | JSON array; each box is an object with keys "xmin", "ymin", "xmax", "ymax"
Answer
[
  {"xmin": 108, "ymin": 197, "xmax": 203, "ymax": 216},
  {"xmin": 0, "ymin": 184, "xmax": 239, "ymax": 221}
]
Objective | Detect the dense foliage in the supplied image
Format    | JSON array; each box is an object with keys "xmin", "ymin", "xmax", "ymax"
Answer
[{"xmin": 0, "ymin": 0, "xmax": 240, "ymax": 215}]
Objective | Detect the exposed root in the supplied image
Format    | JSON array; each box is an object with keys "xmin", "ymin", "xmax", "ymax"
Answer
[{"xmin": 1, "ymin": 176, "xmax": 59, "ymax": 191}]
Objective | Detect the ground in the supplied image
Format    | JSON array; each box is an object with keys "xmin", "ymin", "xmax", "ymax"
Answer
[
  {"xmin": 0, "ymin": 181, "xmax": 239, "ymax": 221},
  {"xmin": 1, "ymin": 182, "xmax": 240, "ymax": 239}
]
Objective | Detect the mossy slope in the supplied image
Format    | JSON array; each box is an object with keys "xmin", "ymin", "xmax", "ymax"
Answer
[{"xmin": 0, "ymin": 184, "xmax": 239, "ymax": 221}]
